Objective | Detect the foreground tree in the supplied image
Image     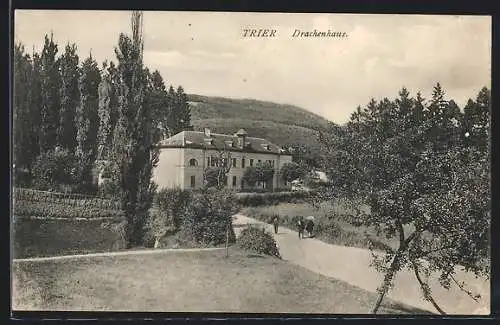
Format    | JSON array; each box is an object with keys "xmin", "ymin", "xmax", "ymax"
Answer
[
  {"xmin": 108, "ymin": 11, "xmax": 157, "ymax": 247},
  {"xmin": 318, "ymin": 84, "xmax": 490, "ymax": 314}
]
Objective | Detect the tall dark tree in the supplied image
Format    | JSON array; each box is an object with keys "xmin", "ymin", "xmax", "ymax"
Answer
[
  {"xmin": 175, "ymin": 86, "xmax": 193, "ymax": 132},
  {"xmin": 39, "ymin": 33, "xmax": 61, "ymax": 152},
  {"xmin": 146, "ymin": 69, "xmax": 170, "ymax": 141},
  {"xmin": 109, "ymin": 11, "xmax": 157, "ymax": 247},
  {"xmin": 13, "ymin": 43, "xmax": 33, "ymax": 183},
  {"xmin": 75, "ymin": 54, "xmax": 101, "ymax": 192},
  {"xmin": 29, "ymin": 51, "xmax": 43, "ymax": 170},
  {"xmin": 97, "ymin": 60, "xmax": 119, "ymax": 161},
  {"xmin": 58, "ymin": 43, "xmax": 80, "ymax": 152},
  {"xmin": 166, "ymin": 85, "xmax": 192, "ymax": 135},
  {"xmin": 462, "ymin": 87, "xmax": 490, "ymax": 152}
]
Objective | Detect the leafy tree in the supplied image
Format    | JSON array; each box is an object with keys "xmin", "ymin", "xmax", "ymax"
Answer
[
  {"xmin": 58, "ymin": 43, "xmax": 80, "ymax": 152},
  {"xmin": 280, "ymin": 161, "xmax": 308, "ymax": 184},
  {"xmin": 284, "ymin": 143, "xmax": 321, "ymax": 169},
  {"xmin": 75, "ymin": 54, "xmax": 101, "ymax": 193},
  {"xmin": 13, "ymin": 43, "xmax": 33, "ymax": 183},
  {"xmin": 203, "ymin": 142, "xmax": 233, "ymax": 189},
  {"xmin": 243, "ymin": 161, "xmax": 275, "ymax": 189},
  {"xmin": 39, "ymin": 33, "xmax": 61, "ymax": 152},
  {"xmin": 318, "ymin": 84, "xmax": 490, "ymax": 314}
]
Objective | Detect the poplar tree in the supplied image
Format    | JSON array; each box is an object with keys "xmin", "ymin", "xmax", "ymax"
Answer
[
  {"xmin": 97, "ymin": 60, "xmax": 119, "ymax": 161},
  {"xmin": 58, "ymin": 43, "xmax": 80, "ymax": 152},
  {"xmin": 175, "ymin": 85, "xmax": 193, "ymax": 132},
  {"xmin": 75, "ymin": 54, "xmax": 101, "ymax": 192},
  {"xmin": 39, "ymin": 33, "xmax": 61, "ymax": 152},
  {"xmin": 13, "ymin": 43, "xmax": 33, "ymax": 182},
  {"xmin": 109, "ymin": 11, "xmax": 157, "ymax": 247}
]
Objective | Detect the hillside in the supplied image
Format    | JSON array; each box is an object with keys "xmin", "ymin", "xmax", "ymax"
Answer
[{"xmin": 188, "ymin": 94, "xmax": 333, "ymax": 151}]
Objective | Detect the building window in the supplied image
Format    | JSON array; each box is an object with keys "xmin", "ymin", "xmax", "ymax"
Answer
[
  {"xmin": 232, "ymin": 176, "xmax": 237, "ymax": 186},
  {"xmin": 207, "ymin": 157, "xmax": 210, "ymax": 167},
  {"xmin": 250, "ymin": 159, "xmax": 254, "ymax": 167},
  {"xmin": 232, "ymin": 158, "xmax": 237, "ymax": 168},
  {"xmin": 189, "ymin": 158, "xmax": 198, "ymax": 166},
  {"xmin": 211, "ymin": 157, "xmax": 216, "ymax": 167},
  {"xmin": 258, "ymin": 159, "xmax": 261, "ymax": 164},
  {"xmin": 190, "ymin": 176, "xmax": 196, "ymax": 188},
  {"xmin": 242, "ymin": 158, "xmax": 246, "ymax": 168}
]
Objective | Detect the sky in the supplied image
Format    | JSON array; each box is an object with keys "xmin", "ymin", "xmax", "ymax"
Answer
[{"xmin": 14, "ymin": 10, "xmax": 491, "ymax": 123}]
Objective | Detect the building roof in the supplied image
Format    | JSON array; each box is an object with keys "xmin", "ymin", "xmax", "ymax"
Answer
[{"xmin": 157, "ymin": 130, "xmax": 290, "ymax": 155}]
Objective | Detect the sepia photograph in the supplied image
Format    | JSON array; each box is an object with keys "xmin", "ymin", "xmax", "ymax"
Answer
[{"xmin": 11, "ymin": 10, "xmax": 491, "ymax": 316}]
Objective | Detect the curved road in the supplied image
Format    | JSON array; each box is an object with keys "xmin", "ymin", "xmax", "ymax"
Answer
[{"xmin": 232, "ymin": 214, "xmax": 490, "ymax": 315}]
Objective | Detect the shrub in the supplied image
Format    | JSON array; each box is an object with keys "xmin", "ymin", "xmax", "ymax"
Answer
[
  {"xmin": 237, "ymin": 226, "xmax": 281, "ymax": 258},
  {"xmin": 143, "ymin": 188, "xmax": 193, "ymax": 247},
  {"xmin": 181, "ymin": 188, "xmax": 240, "ymax": 246},
  {"xmin": 98, "ymin": 179, "xmax": 121, "ymax": 199},
  {"xmin": 31, "ymin": 149, "xmax": 79, "ymax": 191}
]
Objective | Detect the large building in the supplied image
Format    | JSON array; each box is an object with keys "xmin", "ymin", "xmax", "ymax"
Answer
[{"xmin": 152, "ymin": 128, "xmax": 293, "ymax": 190}]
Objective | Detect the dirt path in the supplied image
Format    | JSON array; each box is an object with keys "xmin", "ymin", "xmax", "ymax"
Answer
[
  {"xmin": 232, "ymin": 214, "xmax": 490, "ymax": 315},
  {"xmin": 12, "ymin": 247, "xmax": 225, "ymax": 263}
]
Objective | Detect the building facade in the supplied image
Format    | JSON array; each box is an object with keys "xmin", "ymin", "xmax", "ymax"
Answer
[{"xmin": 152, "ymin": 129, "xmax": 293, "ymax": 190}]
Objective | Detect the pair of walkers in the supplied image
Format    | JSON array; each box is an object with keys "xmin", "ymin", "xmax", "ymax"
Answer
[
  {"xmin": 271, "ymin": 215, "xmax": 314, "ymax": 239},
  {"xmin": 297, "ymin": 216, "xmax": 314, "ymax": 239}
]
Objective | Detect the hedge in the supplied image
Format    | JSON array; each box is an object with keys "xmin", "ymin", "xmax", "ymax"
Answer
[
  {"xmin": 13, "ymin": 200, "xmax": 124, "ymax": 220},
  {"xmin": 236, "ymin": 191, "xmax": 315, "ymax": 207}
]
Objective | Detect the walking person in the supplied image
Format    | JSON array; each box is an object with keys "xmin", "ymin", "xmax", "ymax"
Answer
[
  {"xmin": 272, "ymin": 215, "xmax": 279, "ymax": 234},
  {"xmin": 297, "ymin": 217, "xmax": 305, "ymax": 239},
  {"xmin": 305, "ymin": 216, "xmax": 315, "ymax": 238}
]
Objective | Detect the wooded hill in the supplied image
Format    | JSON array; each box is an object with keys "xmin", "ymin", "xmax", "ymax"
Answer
[{"xmin": 187, "ymin": 94, "xmax": 334, "ymax": 151}]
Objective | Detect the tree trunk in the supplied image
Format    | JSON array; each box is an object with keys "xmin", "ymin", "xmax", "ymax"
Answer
[
  {"xmin": 412, "ymin": 260, "xmax": 446, "ymax": 315},
  {"xmin": 225, "ymin": 223, "xmax": 229, "ymax": 258},
  {"xmin": 372, "ymin": 252, "xmax": 401, "ymax": 314}
]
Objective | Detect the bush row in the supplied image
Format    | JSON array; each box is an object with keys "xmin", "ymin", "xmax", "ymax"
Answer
[
  {"xmin": 238, "ymin": 187, "xmax": 292, "ymax": 194},
  {"xmin": 236, "ymin": 190, "xmax": 315, "ymax": 207},
  {"xmin": 13, "ymin": 200, "xmax": 124, "ymax": 220}
]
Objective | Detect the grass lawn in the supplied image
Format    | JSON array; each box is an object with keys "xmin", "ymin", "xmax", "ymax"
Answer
[
  {"xmin": 13, "ymin": 217, "xmax": 125, "ymax": 259},
  {"xmin": 12, "ymin": 248, "xmax": 426, "ymax": 314}
]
